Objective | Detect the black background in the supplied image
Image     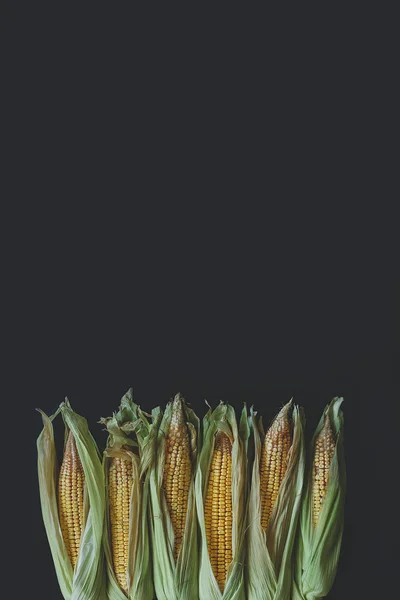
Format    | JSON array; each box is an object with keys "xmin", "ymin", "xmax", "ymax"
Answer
[{"xmin": 3, "ymin": 4, "xmax": 394, "ymax": 599}]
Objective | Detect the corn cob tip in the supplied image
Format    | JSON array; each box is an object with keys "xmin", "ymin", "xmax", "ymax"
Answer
[{"xmin": 171, "ymin": 394, "xmax": 187, "ymax": 429}]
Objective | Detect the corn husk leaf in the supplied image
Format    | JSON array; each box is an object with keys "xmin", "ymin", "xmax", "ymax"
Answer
[
  {"xmin": 36, "ymin": 399, "xmax": 106, "ymax": 600},
  {"xmin": 149, "ymin": 393, "xmax": 200, "ymax": 600},
  {"xmin": 247, "ymin": 401, "xmax": 305, "ymax": 600},
  {"xmin": 195, "ymin": 403, "xmax": 250, "ymax": 600},
  {"xmin": 100, "ymin": 389, "xmax": 154, "ymax": 600},
  {"xmin": 292, "ymin": 397, "xmax": 346, "ymax": 600}
]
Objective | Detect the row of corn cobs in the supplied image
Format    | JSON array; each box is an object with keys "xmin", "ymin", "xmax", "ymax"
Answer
[{"xmin": 37, "ymin": 390, "xmax": 345, "ymax": 600}]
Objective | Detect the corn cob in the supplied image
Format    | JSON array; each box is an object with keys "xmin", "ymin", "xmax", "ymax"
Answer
[
  {"xmin": 204, "ymin": 431, "xmax": 233, "ymax": 593},
  {"xmin": 163, "ymin": 394, "xmax": 192, "ymax": 561},
  {"xmin": 108, "ymin": 456, "xmax": 134, "ymax": 593},
  {"xmin": 259, "ymin": 403, "xmax": 292, "ymax": 531},
  {"xmin": 311, "ymin": 413, "xmax": 336, "ymax": 526},
  {"xmin": 58, "ymin": 430, "xmax": 85, "ymax": 569}
]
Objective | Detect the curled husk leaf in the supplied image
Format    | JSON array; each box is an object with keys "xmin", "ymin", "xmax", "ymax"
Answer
[
  {"xmin": 247, "ymin": 401, "xmax": 305, "ymax": 600},
  {"xmin": 149, "ymin": 393, "xmax": 200, "ymax": 600},
  {"xmin": 36, "ymin": 399, "xmax": 106, "ymax": 600},
  {"xmin": 100, "ymin": 388, "xmax": 154, "ymax": 600},
  {"xmin": 292, "ymin": 397, "xmax": 346, "ymax": 600},
  {"xmin": 195, "ymin": 403, "xmax": 250, "ymax": 600}
]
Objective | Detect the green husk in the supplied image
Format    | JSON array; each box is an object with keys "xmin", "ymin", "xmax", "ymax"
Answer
[
  {"xmin": 36, "ymin": 399, "xmax": 106, "ymax": 600},
  {"xmin": 195, "ymin": 403, "xmax": 250, "ymax": 600},
  {"xmin": 100, "ymin": 388, "xmax": 154, "ymax": 600},
  {"xmin": 292, "ymin": 397, "xmax": 346, "ymax": 600},
  {"xmin": 149, "ymin": 393, "xmax": 200, "ymax": 600},
  {"xmin": 246, "ymin": 401, "xmax": 305, "ymax": 600}
]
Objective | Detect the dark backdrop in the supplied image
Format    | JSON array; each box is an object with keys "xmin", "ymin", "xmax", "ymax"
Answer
[{"xmin": 4, "ymin": 6, "xmax": 393, "ymax": 599}]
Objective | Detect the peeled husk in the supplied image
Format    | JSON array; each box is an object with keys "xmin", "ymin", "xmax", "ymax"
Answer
[
  {"xmin": 100, "ymin": 388, "xmax": 153, "ymax": 600},
  {"xmin": 149, "ymin": 394, "xmax": 200, "ymax": 600},
  {"xmin": 195, "ymin": 403, "xmax": 250, "ymax": 600},
  {"xmin": 36, "ymin": 399, "xmax": 106, "ymax": 600},
  {"xmin": 246, "ymin": 401, "xmax": 305, "ymax": 600},
  {"xmin": 292, "ymin": 397, "xmax": 346, "ymax": 600}
]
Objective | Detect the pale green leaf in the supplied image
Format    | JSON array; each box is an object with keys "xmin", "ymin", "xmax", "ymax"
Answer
[
  {"xmin": 149, "ymin": 393, "xmax": 200, "ymax": 600},
  {"xmin": 36, "ymin": 401, "xmax": 106, "ymax": 600},
  {"xmin": 196, "ymin": 404, "xmax": 249, "ymax": 600},
  {"xmin": 246, "ymin": 402, "xmax": 305, "ymax": 600},
  {"xmin": 102, "ymin": 389, "xmax": 154, "ymax": 600},
  {"xmin": 292, "ymin": 397, "xmax": 346, "ymax": 600}
]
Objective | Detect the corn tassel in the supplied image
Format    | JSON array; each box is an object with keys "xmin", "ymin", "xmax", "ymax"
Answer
[
  {"xmin": 195, "ymin": 402, "xmax": 249, "ymax": 600},
  {"xmin": 100, "ymin": 388, "xmax": 153, "ymax": 600},
  {"xmin": 292, "ymin": 397, "xmax": 346, "ymax": 600},
  {"xmin": 247, "ymin": 401, "xmax": 305, "ymax": 600},
  {"xmin": 36, "ymin": 399, "xmax": 105, "ymax": 600},
  {"xmin": 149, "ymin": 393, "xmax": 200, "ymax": 600}
]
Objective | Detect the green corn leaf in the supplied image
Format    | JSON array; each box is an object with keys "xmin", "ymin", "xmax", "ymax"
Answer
[
  {"xmin": 196, "ymin": 403, "xmax": 250, "ymax": 600},
  {"xmin": 149, "ymin": 393, "xmax": 201, "ymax": 600},
  {"xmin": 37, "ymin": 400, "xmax": 106, "ymax": 600},
  {"xmin": 246, "ymin": 401, "xmax": 305, "ymax": 600},
  {"xmin": 292, "ymin": 397, "xmax": 346, "ymax": 600},
  {"xmin": 100, "ymin": 388, "xmax": 154, "ymax": 600}
]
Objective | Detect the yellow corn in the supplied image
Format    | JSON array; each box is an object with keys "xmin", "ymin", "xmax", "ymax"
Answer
[
  {"xmin": 204, "ymin": 431, "xmax": 233, "ymax": 593},
  {"xmin": 259, "ymin": 404, "xmax": 292, "ymax": 531},
  {"xmin": 312, "ymin": 414, "xmax": 335, "ymax": 526},
  {"xmin": 163, "ymin": 395, "xmax": 192, "ymax": 561},
  {"xmin": 58, "ymin": 430, "xmax": 85, "ymax": 569},
  {"xmin": 108, "ymin": 456, "xmax": 134, "ymax": 594}
]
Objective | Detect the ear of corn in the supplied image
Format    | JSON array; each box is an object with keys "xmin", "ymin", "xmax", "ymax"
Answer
[
  {"xmin": 108, "ymin": 456, "xmax": 133, "ymax": 593},
  {"xmin": 292, "ymin": 397, "xmax": 345, "ymax": 600},
  {"xmin": 36, "ymin": 399, "xmax": 106, "ymax": 600},
  {"xmin": 163, "ymin": 394, "xmax": 193, "ymax": 562},
  {"xmin": 149, "ymin": 393, "xmax": 200, "ymax": 600},
  {"xmin": 259, "ymin": 402, "xmax": 293, "ymax": 532},
  {"xmin": 58, "ymin": 430, "xmax": 86, "ymax": 570},
  {"xmin": 195, "ymin": 402, "xmax": 250, "ymax": 600},
  {"xmin": 100, "ymin": 388, "xmax": 154, "ymax": 600},
  {"xmin": 204, "ymin": 431, "xmax": 233, "ymax": 591},
  {"xmin": 247, "ymin": 400, "xmax": 305, "ymax": 600}
]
